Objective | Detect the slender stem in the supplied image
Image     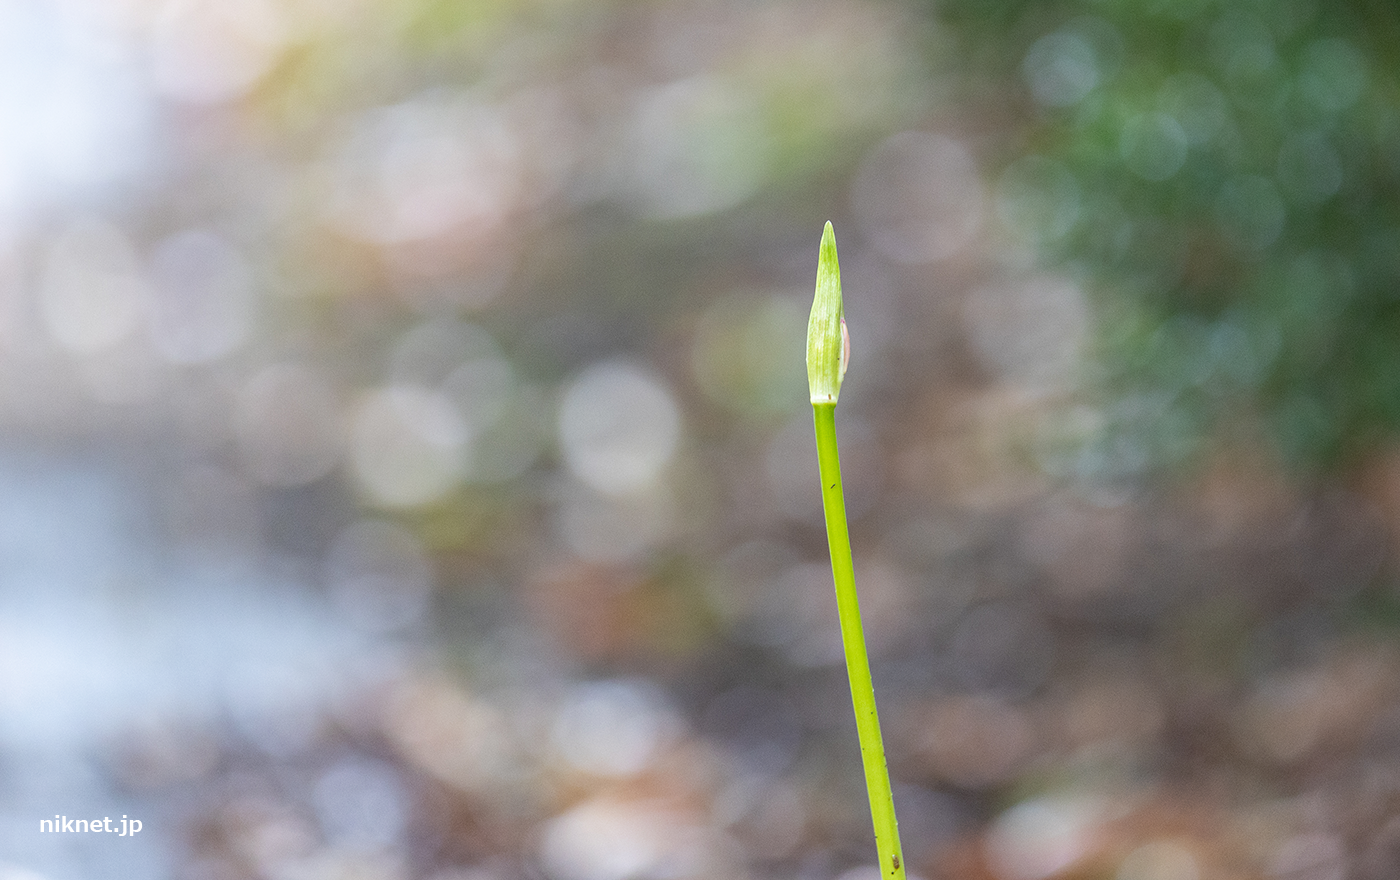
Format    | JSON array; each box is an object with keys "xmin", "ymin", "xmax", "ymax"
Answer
[{"xmin": 813, "ymin": 401, "xmax": 905, "ymax": 880}]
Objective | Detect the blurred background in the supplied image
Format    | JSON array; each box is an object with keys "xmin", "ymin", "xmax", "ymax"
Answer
[{"xmin": 2, "ymin": 0, "xmax": 1400, "ymax": 878}]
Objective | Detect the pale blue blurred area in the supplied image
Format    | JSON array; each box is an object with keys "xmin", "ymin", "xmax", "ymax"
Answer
[
  {"xmin": 0, "ymin": 0, "xmax": 154, "ymax": 218},
  {"xmin": 0, "ymin": 448, "xmax": 409, "ymax": 877}
]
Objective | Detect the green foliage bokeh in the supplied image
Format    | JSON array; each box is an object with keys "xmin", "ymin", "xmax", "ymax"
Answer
[{"xmin": 937, "ymin": 0, "xmax": 1400, "ymax": 473}]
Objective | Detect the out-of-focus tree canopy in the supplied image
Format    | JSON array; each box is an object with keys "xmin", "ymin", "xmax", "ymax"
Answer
[{"xmin": 935, "ymin": 0, "xmax": 1400, "ymax": 474}]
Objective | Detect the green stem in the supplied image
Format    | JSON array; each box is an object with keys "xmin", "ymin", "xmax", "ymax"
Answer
[{"xmin": 813, "ymin": 401, "xmax": 905, "ymax": 880}]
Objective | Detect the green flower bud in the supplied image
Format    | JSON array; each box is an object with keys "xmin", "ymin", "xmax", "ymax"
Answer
[{"xmin": 806, "ymin": 221, "xmax": 848, "ymax": 404}]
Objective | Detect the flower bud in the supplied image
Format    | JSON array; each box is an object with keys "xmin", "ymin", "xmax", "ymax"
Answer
[{"xmin": 806, "ymin": 222, "xmax": 847, "ymax": 404}]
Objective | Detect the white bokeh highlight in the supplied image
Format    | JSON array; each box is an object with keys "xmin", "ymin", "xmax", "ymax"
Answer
[
  {"xmin": 350, "ymin": 385, "xmax": 468, "ymax": 508},
  {"xmin": 558, "ymin": 361, "xmax": 680, "ymax": 496}
]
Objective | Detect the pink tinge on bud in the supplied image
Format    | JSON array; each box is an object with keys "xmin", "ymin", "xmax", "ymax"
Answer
[{"xmin": 839, "ymin": 317, "xmax": 850, "ymax": 381}]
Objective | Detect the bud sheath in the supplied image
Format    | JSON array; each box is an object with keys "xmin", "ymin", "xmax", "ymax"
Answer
[{"xmin": 806, "ymin": 221, "xmax": 846, "ymax": 404}]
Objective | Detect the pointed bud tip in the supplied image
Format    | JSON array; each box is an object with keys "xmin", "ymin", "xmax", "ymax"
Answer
[{"xmin": 819, "ymin": 222, "xmax": 837, "ymax": 271}]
